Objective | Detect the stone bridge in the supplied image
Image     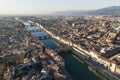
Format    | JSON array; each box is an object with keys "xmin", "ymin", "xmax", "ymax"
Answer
[
  {"xmin": 55, "ymin": 46, "xmax": 72, "ymax": 53},
  {"xmin": 38, "ymin": 35, "xmax": 50, "ymax": 40}
]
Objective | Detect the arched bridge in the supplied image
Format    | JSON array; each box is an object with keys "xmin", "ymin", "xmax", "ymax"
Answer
[
  {"xmin": 28, "ymin": 29, "xmax": 41, "ymax": 33},
  {"xmin": 37, "ymin": 35, "xmax": 50, "ymax": 40},
  {"xmin": 55, "ymin": 46, "xmax": 72, "ymax": 53}
]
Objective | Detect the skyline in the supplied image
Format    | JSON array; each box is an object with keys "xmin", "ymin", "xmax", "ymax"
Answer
[{"xmin": 0, "ymin": 0, "xmax": 120, "ymax": 15}]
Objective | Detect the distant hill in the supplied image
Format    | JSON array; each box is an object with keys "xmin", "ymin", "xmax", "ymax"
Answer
[{"xmin": 54, "ymin": 6, "xmax": 120, "ymax": 15}]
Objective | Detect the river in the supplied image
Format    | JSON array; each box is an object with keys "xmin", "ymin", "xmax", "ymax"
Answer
[{"xmin": 25, "ymin": 23, "xmax": 102, "ymax": 80}]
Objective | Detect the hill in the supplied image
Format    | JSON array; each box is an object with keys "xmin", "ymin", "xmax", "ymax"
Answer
[{"xmin": 54, "ymin": 6, "xmax": 120, "ymax": 15}]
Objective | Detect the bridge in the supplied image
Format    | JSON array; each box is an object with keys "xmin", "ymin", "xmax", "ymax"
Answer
[
  {"xmin": 55, "ymin": 46, "xmax": 72, "ymax": 53},
  {"xmin": 37, "ymin": 35, "xmax": 50, "ymax": 40},
  {"xmin": 28, "ymin": 29, "xmax": 41, "ymax": 33}
]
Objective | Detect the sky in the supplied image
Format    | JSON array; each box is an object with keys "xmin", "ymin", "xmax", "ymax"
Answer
[{"xmin": 0, "ymin": 0, "xmax": 120, "ymax": 15}]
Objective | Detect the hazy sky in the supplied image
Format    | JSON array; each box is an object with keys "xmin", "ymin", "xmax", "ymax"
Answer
[{"xmin": 0, "ymin": 0, "xmax": 120, "ymax": 15}]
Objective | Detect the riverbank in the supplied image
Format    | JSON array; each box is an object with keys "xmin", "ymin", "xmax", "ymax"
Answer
[{"xmin": 72, "ymin": 50, "xmax": 108, "ymax": 80}]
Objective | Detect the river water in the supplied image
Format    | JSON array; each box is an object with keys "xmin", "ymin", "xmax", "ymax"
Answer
[{"xmin": 25, "ymin": 24, "xmax": 102, "ymax": 80}]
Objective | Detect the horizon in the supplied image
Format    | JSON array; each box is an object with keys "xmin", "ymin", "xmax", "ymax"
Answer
[{"xmin": 0, "ymin": 0, "xmax": 120, "ymax": 15}]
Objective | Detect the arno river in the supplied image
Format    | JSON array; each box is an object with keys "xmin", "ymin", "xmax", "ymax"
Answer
[{"xmin": 26, "ymin": 24, "xmax": 102, "ymax": 80}]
